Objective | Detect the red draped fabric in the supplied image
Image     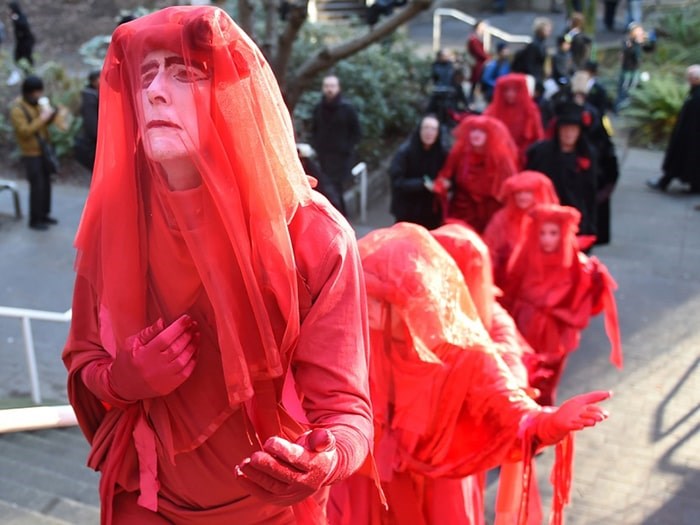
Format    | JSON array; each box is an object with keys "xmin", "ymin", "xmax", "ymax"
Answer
[{"xmin": 484, "ymin": 74, "xmax": 544, "ymax": 168}]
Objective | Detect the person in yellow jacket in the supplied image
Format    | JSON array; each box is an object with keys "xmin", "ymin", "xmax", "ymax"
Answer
[{"xmin": 9, "ymin": 75, "xmax": 58, "ymax": 230}]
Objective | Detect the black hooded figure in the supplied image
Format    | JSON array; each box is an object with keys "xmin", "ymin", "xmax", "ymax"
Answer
[
  {"xmin": 8, "ymin": 1, "xmax": 35, "ymax": 65},
  {"xmin": 526, "ymin": 102, "xmax": 599, "ymax": 237},
  {"xmin": 389, "ymin": 114, "xmax": 448, "ymax": 230}
]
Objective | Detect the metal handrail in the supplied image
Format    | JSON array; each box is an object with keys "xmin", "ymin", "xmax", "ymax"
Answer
[
  {"xmin": 0, "ymin": 306, "xmax": 72, "ymax": 404},
  {"xmin": 432, "ymin": 7, "xmax": 532, "ymax": 54},
  {"xmin": 351, "ymin": 161, "xmax": 368, "ymax": 224}
]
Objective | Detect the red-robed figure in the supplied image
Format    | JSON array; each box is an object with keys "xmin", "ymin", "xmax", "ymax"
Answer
[
  {"xmin": 500, "ymin": 204, "xmax": 623, "ymax": 407},
  {"xmin": 484, "ymin": 73, "xmax": 544, "ymax": 168},
  {"xmin": 329, "ymin": 222, "xmax": 612, "ymax": 525},
  {"xmin": 62, "ymin": 7, "xmax": 372, "ymax": 524},
  {"xmin": 434, "ymin": 115, "xmax": 518, "ymax": 233},
  {"xmin": 483, "ymin": 171, "xmax": 560, "ymax": 288}
]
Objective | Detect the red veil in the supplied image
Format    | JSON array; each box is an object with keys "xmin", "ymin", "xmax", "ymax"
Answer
[
  {"xmin": 484, "ymin": 73, "xmax": 544, "ymax": 167},
  {"xmin": 69, "ymin": 5, "xmax": 311, "ymax": 407},
  {"xmin": 483, "ymin": 170, "xmax": 560, "ymax": 287},
  {"xmin": 436, "ymin": 115, "xmax": 518, "ymax": 232}
]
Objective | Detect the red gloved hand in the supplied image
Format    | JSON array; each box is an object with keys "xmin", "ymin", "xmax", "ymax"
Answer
[
  {"xmin": 235, "ymin": 428, "xmax": 339, "ymax": 506},
  {"xmin": 535, "ymin": 390, "xmax": 612, "ymax": 446},
  {"xmin": 109, "ymin": 315, "xmax": 199, "ymax": 401}
]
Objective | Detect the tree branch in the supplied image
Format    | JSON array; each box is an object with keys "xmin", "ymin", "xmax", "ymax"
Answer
[
  {"xmin": 273, "ymin": 1, "xmax": 309, "ymax": 87},
  {"xmin": 237, "ymin": 0, "xmax": 255, "ymax": 39},
  {"xmin": 296, "ymin": 0, "xmax": 433, "ymax": 80},
  {"xmin": 261, "ymin": 0, "xmax": 279, "ymax": 60}
]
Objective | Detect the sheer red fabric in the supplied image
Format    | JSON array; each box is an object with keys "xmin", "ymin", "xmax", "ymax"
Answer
[
  {"xmin": 435, "ymin": 115, "xmax": 518, "ymax": 232},
  {"xmin": 500, "ymin": 204, "xmax": 622, "ymax": 405},
  {"xmin": 483, "ymin": 170, "xmax": 560, "ymax": 288},
  {"xmin": 62, "ymin": 6, "xmax": 372, "ymax": 524},
  {"xmin": 329, "ymin": 222, "xmax": 543, "ymax": 525},
  {"xmin": 484, "ymin": 74, "xmax": 544, "ymax": 168}
]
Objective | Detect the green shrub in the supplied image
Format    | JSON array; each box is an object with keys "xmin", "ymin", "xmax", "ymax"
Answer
[
  {"xmin": 293, "ymin": 26, "xmax": 431, "ymax": 166},
  {"xmin": 621, "ymin": 73, "xmax": 687, "ymax": 148}
]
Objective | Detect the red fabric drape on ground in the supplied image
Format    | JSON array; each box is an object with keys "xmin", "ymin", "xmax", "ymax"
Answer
[
  {"xmin": 435, "ymin": 115, "xmax": 518, "ymax": 232},
  {"xmin": 484, "ymin": 74, "xmax": 544, "ymax": 168},
  {"xmin": 483, "ymin": 171, "xmax": 560, "ymax": 288},
  {"xmin": 500, "ymin": 204, "xmax": 622, "ymax": 405}
]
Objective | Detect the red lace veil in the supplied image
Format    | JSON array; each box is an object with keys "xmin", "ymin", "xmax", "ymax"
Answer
[
  {"xmin": 74, "ymin": 6, "xmax": 312, "ymax": 407},
  {"xmin": 439, "ymin": 114, "xmax": 518, "ymax": 198},
  {"xmin": 431, "ymin": 222, "xmax": 495, "ymax": 330},
  {"xmin": 484, "ymin": 73, "xmax": 544, "ymax": 162}
]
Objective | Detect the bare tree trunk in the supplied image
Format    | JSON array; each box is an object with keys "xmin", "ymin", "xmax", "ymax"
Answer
[
  {"xmin": 261, "ymin": 0, "xmax": 279, "ymax": 59},
  {"xmin": 272, "ymin": 1, "xmax": 309, "ymax": 87},
  {"xmin": 237, "ymin": 0, "xmax": 255, "ymax": 39},
  {"xmin": 284, "ymin": 0, "xmax": 434, "ymax": 110}
]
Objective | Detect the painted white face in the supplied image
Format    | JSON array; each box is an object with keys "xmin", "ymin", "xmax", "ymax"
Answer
[
  {"xmin": 514, "ymin": 190, "xmax": 535, "ymax": 210},
  {"xmin": 420, "ymin": 117, "xmax": 440, "ymax": 147},
  {"xmin": 139, "ymin": 49, "xmax": 211, "ymax": 162},
  {"xmin": 539, "ymin": 221, "xmax": 562, "ymax": 253},
  {"xmin": 469, "ymin": 128, "xmax": 487, "ymax": 149}
]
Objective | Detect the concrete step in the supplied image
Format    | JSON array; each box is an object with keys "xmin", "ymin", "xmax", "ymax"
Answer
[{"xmin": 0, "ymin": 427, "xmax": 99, "ymax": 523}]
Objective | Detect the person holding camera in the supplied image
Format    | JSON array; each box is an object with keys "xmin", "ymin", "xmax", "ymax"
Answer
[{"xmin": 9, "ymin": 75, "xmax": 59, "ymax": 230}]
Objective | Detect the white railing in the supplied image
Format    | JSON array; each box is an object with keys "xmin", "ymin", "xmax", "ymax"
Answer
[
  {"xmin": 432, "ymin": 7, "xmax": 532, "ymax": 54},
  {"xmin": 351, "ymin": 161, "xmax": 368, "ymax": 224},
  {"xmin": 0, "ymin": 405, "xmax": 77, "ymax": 434},
  {"xmin": 0, "ymin": 306, "xmax": 72, "ymax": 404}
]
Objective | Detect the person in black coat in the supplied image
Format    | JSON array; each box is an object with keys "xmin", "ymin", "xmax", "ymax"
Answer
[
  {"xmin": 8, "ymin": 1, "xmax": 34, "ymax": 66},
  {"xmin": 647, "ymin": 65, "xmax": 700, "ymax": 194},
  {"xmin": 310, "ymin": 75, "xmax": 361, "ymax": 216},
  {"xmin": 512, "ymin": 17, "xmax": 552, "ymax": 84},
  {"xmin": 389, "ymin": 114, "xmax": 447, "ymax": 230},
  {"xmin": 526, "ymin": 101, "xmax": 599, "ymax": 237},
  {"xmin": 74, "ymin": 70, "xmax": 100, "ymax": 172}
]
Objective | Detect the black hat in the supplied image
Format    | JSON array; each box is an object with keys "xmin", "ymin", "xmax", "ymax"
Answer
[
  {"xmin": 554, "ymin": 100, "xmax": 583, "ymax": 126},
  {"xmin": 21, "ymin": 75, "xmax": 44, "ymax": 95}
]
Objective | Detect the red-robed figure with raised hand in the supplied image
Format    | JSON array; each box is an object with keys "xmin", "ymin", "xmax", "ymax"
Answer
[
  {"xmin": 501, "ymin": 204, "xmax": 623, "ymax": 407},
  {"xmin": 329, "ymin": 222, "xmax": 612, "ymax": 525},
  {"xmin": 62, "ymin": 7, "xmax": 372, "ymax": 524},
  {"xmin": 434, "ymin": 115, "xmax": 518, "ymax": 233},
  {"xmin": 483, "ymin": 171, "xmax": 560, "ymax": 288},
  {"xmin": 484, "ymin": 74, "xmax": 544, "ymax": 168}
]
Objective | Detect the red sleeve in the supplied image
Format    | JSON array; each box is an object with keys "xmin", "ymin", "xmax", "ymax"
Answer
[{"xmin": 289, "ymin": 199, "xmax": 373, "ymax": 482}]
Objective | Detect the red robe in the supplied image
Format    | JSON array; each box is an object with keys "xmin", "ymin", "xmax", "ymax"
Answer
[{"xmin": 500, "ymin": 205, "xmax": 622, "ymax": 406}]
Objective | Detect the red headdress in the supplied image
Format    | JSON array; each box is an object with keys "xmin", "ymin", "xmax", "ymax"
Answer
[
  {"xmin": 484, "ymin": 73, "xmax": 544, "ymax": 165},
  {"xmin": 73, "ymin": 6, "xmax": 312, "ymax": 407},
  {"xmin": 437, "ymin": 114, "xmax": 518, "ymax": 201}
]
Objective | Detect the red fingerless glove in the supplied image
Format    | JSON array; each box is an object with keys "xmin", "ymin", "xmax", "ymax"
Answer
[{"xmin": 108, "ymin": 315, "xmax": 199, "ymax": 402}]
